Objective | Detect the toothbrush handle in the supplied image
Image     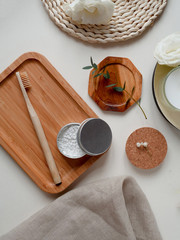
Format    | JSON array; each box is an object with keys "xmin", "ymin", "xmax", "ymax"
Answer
[
  {"xmin": 30, "ymin": 111, "xmax": 61, "ymax": 185},
  {"xmin": 16, "ymin": 72, "xmax": 61, "ymax": 185}
]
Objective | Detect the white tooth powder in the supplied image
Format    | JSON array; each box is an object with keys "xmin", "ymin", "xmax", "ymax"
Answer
[{"xmin": 57, "ymin": 123, "xmax": 86, "ymax": 159}]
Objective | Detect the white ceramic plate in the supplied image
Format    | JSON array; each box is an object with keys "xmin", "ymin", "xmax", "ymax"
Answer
[{"xmin": 152, "ymin": 63, "xmax": 180, "ymax": 130}]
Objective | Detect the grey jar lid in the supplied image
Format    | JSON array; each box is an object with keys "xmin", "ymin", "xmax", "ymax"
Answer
[{"xmin": 77, "ymin": 118, "xmax": 112, "ymax": 156}]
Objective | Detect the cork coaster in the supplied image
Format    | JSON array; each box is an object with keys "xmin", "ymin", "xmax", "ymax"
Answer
[{"xmin": 126, "ymin": 127, "xmax": 167, "ymax": 169}]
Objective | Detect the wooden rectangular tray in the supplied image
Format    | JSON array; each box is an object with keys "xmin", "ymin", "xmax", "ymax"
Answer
[{"xmin": 0, "ymin": 52, "xmax": 99, "ymax": 193}]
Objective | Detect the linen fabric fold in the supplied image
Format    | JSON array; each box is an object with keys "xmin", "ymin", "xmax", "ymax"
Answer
[{"xmin": 0, "ymin": 176, "xmax": 162, "ymax": 240}]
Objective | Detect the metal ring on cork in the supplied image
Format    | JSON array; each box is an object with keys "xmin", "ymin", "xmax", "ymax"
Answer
[{"xmin": 136, "ymin": 142, "xmax": 148, "ymax": 148}]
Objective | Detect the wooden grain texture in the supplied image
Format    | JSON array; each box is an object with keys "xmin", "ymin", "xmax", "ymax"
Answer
[
  {"xmin": 88, "ymin": 57, "xmax": 142, "ymax": 112},
  {"xmin": 0, "ymin": 52, "xmax": 99, "ymax": 193}
]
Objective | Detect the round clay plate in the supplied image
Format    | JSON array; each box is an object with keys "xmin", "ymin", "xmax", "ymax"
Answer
[{"xmin": 126, "ymin": 127, "xmax": 167, "ymax": 169}]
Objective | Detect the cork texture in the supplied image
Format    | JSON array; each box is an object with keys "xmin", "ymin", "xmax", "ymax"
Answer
[{"xmin": 126, "ymin": 127, "xmax": 167, "ymax": 169}]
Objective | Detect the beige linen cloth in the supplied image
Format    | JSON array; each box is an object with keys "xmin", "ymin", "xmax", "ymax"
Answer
[{"xmin": 0, "ymin": 176, "xmax": 162, "ymax": 240}]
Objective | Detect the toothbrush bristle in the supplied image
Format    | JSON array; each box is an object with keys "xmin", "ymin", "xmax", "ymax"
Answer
[{"xmin": 20, "ymin": 72, "xmax": 31, "ymax": 89}]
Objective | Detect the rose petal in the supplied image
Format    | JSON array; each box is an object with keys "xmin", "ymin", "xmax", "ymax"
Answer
[
  {"xmin": 154, "ymin": 32, "xmax": 180, "ymax": 67},
  {"xmin": 62, "ymin": 0, "xmax": 114, "ymax": 25}
]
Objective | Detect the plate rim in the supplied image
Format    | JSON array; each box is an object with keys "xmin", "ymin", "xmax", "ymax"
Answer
[{"xmin": 152, "ymin": 63, "xmax": 180, "ymax": 130}]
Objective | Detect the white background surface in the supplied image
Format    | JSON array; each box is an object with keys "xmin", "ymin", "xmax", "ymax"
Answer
[{"xmin": 0, "ymin": 0, "xmax": 180, "ymax": 239}]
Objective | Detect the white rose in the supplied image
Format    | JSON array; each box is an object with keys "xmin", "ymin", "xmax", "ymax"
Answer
[
  {"xmin": 62, "ymin": 0, "xmax": 114, "ymax": 25},
  {"xmin": 154, "ymin": 32, "xmax": 180, "ymax": 67}
]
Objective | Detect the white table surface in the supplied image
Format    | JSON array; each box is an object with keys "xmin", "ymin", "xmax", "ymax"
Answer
[{"xmin": 0, "ymin": 1, "xmax": 180, "ymax": 239}]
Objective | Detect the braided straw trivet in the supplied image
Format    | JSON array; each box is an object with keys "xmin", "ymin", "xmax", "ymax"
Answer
[{"xmin": 41, "ymin": 0, "xmax": 167, "ymax": 44}]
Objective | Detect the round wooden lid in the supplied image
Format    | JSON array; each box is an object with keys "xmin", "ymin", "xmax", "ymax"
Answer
[{"xmin": 126, "ymin": 127, "xmax": 167, "ymax": 169}]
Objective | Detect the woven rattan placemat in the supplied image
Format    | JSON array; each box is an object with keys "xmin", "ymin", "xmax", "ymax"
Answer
[{"xmin": 41, "ymin": 0, "xmax": 167, "ymax": 44}]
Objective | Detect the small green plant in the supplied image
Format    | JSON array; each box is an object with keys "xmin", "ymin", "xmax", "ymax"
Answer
[
  {"xmin": 83, "ymin": 57, "xmax": 147, "ymax": 119},
  {"xmin": 83, "ymin": 57, "xmax": 110, "ymax": 79}
]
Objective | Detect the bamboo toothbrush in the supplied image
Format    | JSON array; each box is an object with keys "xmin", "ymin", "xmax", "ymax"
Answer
[{"xmin": 16, "ymin": 71, "xmax": 61, "ymax": 186}]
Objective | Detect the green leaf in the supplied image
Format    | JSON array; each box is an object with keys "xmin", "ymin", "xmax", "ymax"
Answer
[
  {"xmin": 103, "ymin": 71, "xmax": 110, "ymax": 79},
  {"xmin": 106, "ymin": 83, "xmax": 117, "ymax": 88},
  {"xmin": 90, "ymin": 57, "xmax": 97, "ymax": 69},
  {"xmin": 125, "ymin": 98, "xmax": 131, "ymax": 107},
  {"xmin": 83, "ymin": 66, "xmax": 93, "ymax": 70},
  {"xmin": 106, "ymin": 71, "xmax": 110, "ymax": 79},
  {"xmin": 123, "ymin": 82, "xmax": 126, "ymax": 90},
  {"xmin": 90, "ymin": 56, "xmax": 94, "ymax": 66},
  {"xmin": 92, "ymin": 70, "xmax": 96, "ymax": 75},
  {"xmin": 93, "ymin": 63, "xmax": 98, "ymax": 70},
  {"xmin": 113, "ymin": 86, "xmax": 124, "ymax": 92},
  {"xmin": 131, "ymin": 86, "xmax": 135, "ymax": 95},
  {"xmin": 94, "ymin": 73, "xmax": 103, "ymax": 78}
]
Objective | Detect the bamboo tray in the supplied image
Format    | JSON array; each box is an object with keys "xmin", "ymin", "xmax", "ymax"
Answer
[{"xmin": 0, "ymin": 52, "xmax": 99, "ymax": 193}]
